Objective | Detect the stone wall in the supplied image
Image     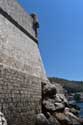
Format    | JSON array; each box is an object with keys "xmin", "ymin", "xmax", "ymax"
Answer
[
  {"xmin": 0, "ymin": 0, "xmax": 36, "ymax": 39},
  {"xmin": 0, "ymin": 64, "xmax": 42, "ymax": 125},
  {"xmin": 0, "ymin": 14, "xmax": 47, "ymax": 80},
  {"xmin": 0, "ymin": 0, "xmax": 48, "ymax": 125}
]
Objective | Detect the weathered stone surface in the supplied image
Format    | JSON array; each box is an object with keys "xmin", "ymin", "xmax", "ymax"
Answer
[
  {"xmin": 36, "ymin": 113, "xmax": 61, "ymax": 125},
  {"xmin": 43, "ymin": 83, "xmax": 57, "ymax": 97},
  {"xmin": 42, "ymin": 83, "xmax": 77, "ymax": 125},
  {"xmin": 43, "ymin": 99, "xmax": 56, "ymax": 112},
  {"xmin": 0, "ymin": 13, "xmax": 47, "ymax": 80},
  {"xmin": 54, "ymin": 103, "xmax": 65, "ymax": 110},
  {"xmin": 0, "ymin": 0, "xmax": 48, "ymax": 125},
  {"xmin": 0, "ymin": 64, "xmax": 42, "ymax": 125},
  {"xmin": 43, "ymin": 99, "xmax": 65, "ymax": 112},
  {"xmin": 35, "ymin": 113, "xmax": 50, "ymax": 125},
  {"xmin": 48, "ymin": 114, "xmax": 60, "ymax": 125},
  {"xmin": 0, "ymin": 0, "xmax": 81, "ymax": 125},
  {"xmin": 42, "ymin": 83, "xmax": 68, "ymax": 113},
  {"xmin": 0, "ymin": 0, "xmax": 36, "ymax": 38},
  {"xmin": 55, "ymin": 94, "xmax": 68, "ymax": 104},
  {"xmin": 55, "ymin": 112, "xmax": 73, "ymax": 125}
]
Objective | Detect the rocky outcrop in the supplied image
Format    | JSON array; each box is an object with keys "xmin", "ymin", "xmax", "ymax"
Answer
[
  {"xmin": 35, "ymin": 113, "xmax": 50, "ymax": 125},
  {"xmin": 36, "ymin": 82, "xmax": 83, "ymax": 125}
]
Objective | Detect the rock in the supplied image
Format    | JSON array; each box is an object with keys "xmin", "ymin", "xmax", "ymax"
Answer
[
  {"xmin": 48, "ymin": 114, "xmax": 61, "ymax": 125},
  {"xmin": 54, "ymin": 112, "xmax": 73, "ymax": 125},
  {"xmin": 43, "ymin": 83, "xmax": 57, "ymax": 98},
  {"xmin": 54, "ymin": 102, "xmax": 65, "ymax": 111},
  {"xmin": 43, "ymin": 83, "xmax": 68, "ymax": 106},
  {"xmin": 70, "ymin": 107, "xmax": 80, "ymax": 116},
  {"xmin": 42, "ymin": 82, "xmax": 81, "ymax": 125},
  {"xmin": 64, "ymin": 108, "xmax": 82, "ymax": 125},
  {"xmin": 55, "ymin": 94, "xmax": 68, "ymax": 104},
  {"xmin": 35, "ymin": 113, "xmax": 50, "ymax": 125},
  {"xmin": 0, "ymin": 112, "xmax": 7, "ymax": 125},
  {"xmin": 43, "ymin": 99, "xmax": 56, "ymax": 112},
  {"xmin": 43, "ymin": 99, "xmax": 65, "ymax": 112}
]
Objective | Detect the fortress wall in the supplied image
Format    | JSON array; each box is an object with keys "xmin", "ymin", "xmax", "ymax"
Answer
[
  {"xmin": 0, "ymin": 0, "xmax": 48, "ymax": 125},
  {"xmin": 0, "ymin": 14, "xmax": 47, "ymax": 80},
  {"xmin": 0, "ymin": 64, "xmax": 41, "ymax": 125},
  {"xmin": 0, "ymin": 0, "xmax": 36, "ymax": 39}
]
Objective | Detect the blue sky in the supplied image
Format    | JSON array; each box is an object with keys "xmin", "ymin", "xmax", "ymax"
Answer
[{"xmin": 17, "ymin": 0, "xmax": 83, "ymax": 81}]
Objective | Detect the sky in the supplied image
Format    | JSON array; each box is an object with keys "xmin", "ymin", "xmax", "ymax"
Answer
[{"xmin": 17, "ymin": 0, "xmax": 83, "ymax": 81}]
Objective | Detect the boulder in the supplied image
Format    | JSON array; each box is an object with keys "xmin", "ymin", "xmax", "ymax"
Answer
[
  {"xmin": 55, "ymin": 94, "xmax": 68, "ymax": 104},
  {"xmin": 43, "ymin": 99, "xmax": 65, "ymax": 112},
  {"xmin": 43, "ymin": 99, "xmax": 56, "ymax": 112},
  {"xmin": 43, "ymin": 83, "xmax": 57, "ymax": 98},
  {"xmin": 54, "ymin": 102, "xmax": 65, "ymax": 111},
  {"xmin": 54, "ymin": 112, "xmax": 73, "ymax": 125},
  {"xmin": 48, "ymin": 114, "xmax": 61, "ymax": 125},
  {"xmin": 35, "ymin": 113, "xmax": 50, "ymax": 125}
]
